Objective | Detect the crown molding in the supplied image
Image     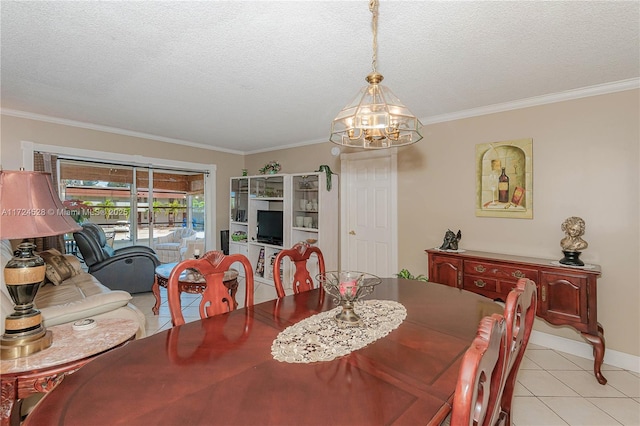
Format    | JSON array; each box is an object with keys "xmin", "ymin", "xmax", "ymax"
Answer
[
  {"xmin": 0, "ymin": 109, "xmax": 244, "ymax": 155},
  {"xmin": 422, "ymin": 78, "xmax": 640, "ymax": 125}
]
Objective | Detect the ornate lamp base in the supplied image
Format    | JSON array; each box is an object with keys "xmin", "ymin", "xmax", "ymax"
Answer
[
  {"xmin": 1, "ymin": 242, "xmax": 52, "ymax": 359},
  {"xmin": 1, "ymin": 329, "xmax": 53, "ymax": 359},
  {"xmin": 559, "ymin": 251, "xmax": 584, "ymax": 266}
]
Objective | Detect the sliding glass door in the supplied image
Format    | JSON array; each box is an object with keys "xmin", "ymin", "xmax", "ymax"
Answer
[
  {"xmin": 59, "ymin": 160, "xmax": 134, "ymax": 248},
  {"xmin": 59, "ymin": 159, "xmax": 206, "ymax": 252}
]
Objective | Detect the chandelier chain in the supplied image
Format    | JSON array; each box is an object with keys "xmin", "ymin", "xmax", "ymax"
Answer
[{"xmin": 370, "ymin": 0, "xmax": 378, "ymax": 73}]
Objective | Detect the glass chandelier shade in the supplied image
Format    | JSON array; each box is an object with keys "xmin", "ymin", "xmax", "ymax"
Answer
[
  {"xmin": 330, "ymin": 72, "xmax": 423, "ymax": 148},
  {"xmin": 330, "ymin": 0, "xmax": 423, "ymax": 149}
]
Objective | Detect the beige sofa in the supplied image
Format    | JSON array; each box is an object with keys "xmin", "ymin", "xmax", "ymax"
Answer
[{"xmin": 1, "ymin": 240, "xmax": 146, "ymax": 338}]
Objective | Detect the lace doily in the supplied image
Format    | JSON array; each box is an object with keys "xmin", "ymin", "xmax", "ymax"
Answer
[{"xmin": 271, "ymin": 300, "xmax": 406, "ymax": 363}]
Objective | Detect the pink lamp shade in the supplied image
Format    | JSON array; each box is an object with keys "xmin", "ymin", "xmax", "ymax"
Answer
[{"xmin": 0, "ymin": 170, "xmax": 82, "ymax": 239}]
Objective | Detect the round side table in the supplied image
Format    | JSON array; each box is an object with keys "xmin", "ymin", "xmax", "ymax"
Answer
[
  {"xmin": 1, "ymin": 318, "xmax": 138, "ymax": 426},
  {"xmin": 152, "ymin": 262, "xmax": 239, "ymax": 315}
]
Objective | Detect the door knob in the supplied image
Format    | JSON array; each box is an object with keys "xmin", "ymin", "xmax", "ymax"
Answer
[{"xmin": 349, "ymin": 230, "xmax": 356, "ymax": 235}]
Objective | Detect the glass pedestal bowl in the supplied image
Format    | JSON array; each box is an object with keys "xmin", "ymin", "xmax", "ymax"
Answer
[{"xmin": 317, "ymin": 271, "xmax": 381, "ymax": 328}]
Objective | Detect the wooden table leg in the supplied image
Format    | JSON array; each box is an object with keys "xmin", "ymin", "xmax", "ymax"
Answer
[
  {"xmin": 224, "ymin": 278, "xmax": 239, "ymax": 309},
  {"xmin": 152, "ymin": 275, "xmax": 161, "ymax": 315},
  {"xmin": 1, "ymin": 379, "xmax": 18, "ymax": 426},
  {"xmin": 582, "ymin": 325, "xmax": 607, "ymax": 385}
]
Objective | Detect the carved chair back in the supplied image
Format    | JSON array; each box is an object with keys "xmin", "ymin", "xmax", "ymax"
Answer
[
  {"xmin": 167, "ymin": 251, "xmax": 254, "ymax": 326},
  {"xmin": 451, "ymin": 313, "xmax": 507, "ymax": 426},
  {"xmin": 273, "ymin": 242, "xmax": 325, "ymax": 298},
  {"xmin": 494, "ymin": 278, "xmax": 537, "ymax": 425}
]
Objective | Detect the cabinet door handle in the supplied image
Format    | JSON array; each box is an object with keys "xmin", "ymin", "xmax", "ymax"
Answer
[
  {"xmin": 512, "ymin": 270, "xmax": 525, "ymax": 278},
  {"xmin": 474, "ymin": 265, "xmax": 486, "ymax": 273},
  {"xmin": 541, "ymin": 285, "xmax": 546, "ymax": 302},
  {"xmin": 349, "ymin": 230, "xmax": 356, "ymax": 235},
  {"xmin": 474, "ymin": 280, "xmax": 487, "ymax": 288}
]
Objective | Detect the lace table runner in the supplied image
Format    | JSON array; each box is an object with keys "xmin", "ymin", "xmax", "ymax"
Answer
[{"xmin": 271, "ymin": 300, "xmax": 407, "ymax": 364}]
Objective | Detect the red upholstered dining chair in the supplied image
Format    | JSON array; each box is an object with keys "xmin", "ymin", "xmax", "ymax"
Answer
[
  {"xmin": 450, "ymin": 314, "xmax": 507, "ymax": 426},
  {"xmin": 167, "ymin": 251, "xmax": 254, "ymax": 326},
  {"xmin": 272, "ymin": 242, "xmax": 325, "ymax": 298},
  {"xmin": 493, "ymin": 278, "xmax": 537, "ymax": 425}
]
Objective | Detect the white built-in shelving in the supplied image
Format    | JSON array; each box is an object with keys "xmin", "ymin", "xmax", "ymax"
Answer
[{"xmin": 228, "ymin": 172, "xmax": 338, "ymax": 296}]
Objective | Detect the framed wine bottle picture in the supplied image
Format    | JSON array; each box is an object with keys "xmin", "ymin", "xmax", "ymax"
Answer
[{"xmin": 475, "ymin": 138, "xmax": 533, "ymax": 219}]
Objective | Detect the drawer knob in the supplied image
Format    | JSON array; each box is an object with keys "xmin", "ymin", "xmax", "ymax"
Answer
[
  {"xmin": 512, "ymin": 270, "xmax": 526, "ymax": 278},
  {"xmin": 474, "ymin": 280, "xmax": 487, "ymax": 288},
  {"xmin": 541, "ymin": 285, "xmax": 547, "ymax": 302},
  {"xmin": 474, "ymin": 265, "xmax": 486, "ymax": 273}
]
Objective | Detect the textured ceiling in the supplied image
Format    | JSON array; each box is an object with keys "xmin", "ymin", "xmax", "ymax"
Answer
[{"xmin": 1, "ymin": 1, "xmax": 638, "ymax": 154}]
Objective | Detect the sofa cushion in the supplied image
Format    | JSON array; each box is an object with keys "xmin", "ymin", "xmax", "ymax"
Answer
[
  {"xmin": 36, "ymin": 275, "xmax": 132, "ymax": 326},
  {"xmin": 63, "ymin": 255, "xmax": 84, "ymax": 276},
  {"xmin": 38, "ymin": 249, "xmax": 82, "ymax": 285}
]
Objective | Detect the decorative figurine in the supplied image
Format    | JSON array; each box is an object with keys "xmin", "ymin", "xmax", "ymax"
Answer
[
  {"xmin": 559, "ymin": 216, "xmax": 588, "ymax": 266},
  {"xmin": 439, "ymin": 229, "xmax": 462, "ymax": 251}
]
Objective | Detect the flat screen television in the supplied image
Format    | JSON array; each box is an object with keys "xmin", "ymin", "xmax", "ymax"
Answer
[{"xmin": 256, "ymin": 210, "xmax": 283, "ymax": 245}]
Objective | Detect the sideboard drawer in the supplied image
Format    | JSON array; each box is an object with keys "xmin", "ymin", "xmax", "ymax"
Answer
[
  {"xmin": 464, "ymin": 261, "xmax": 538, "ymax": 281},
  {"xmin": 463, "ymin": 275, "xmax": 498, "ymax": 297}
]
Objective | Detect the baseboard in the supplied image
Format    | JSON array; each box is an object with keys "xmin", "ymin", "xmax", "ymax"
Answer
[{"xmin": 530, "ymin": 330, "xmax": 640, "ymax": 373}]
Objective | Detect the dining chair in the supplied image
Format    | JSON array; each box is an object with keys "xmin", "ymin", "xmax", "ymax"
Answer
[
  {"xmin": 450, "ymin": 313, "xmax": 507, "ymax": 426},
  {"xmin": 494, "ymin": 278, "xmax": 537, "ymax": 425},
  {"xmin": 272, "ymin": 242, "xmax": 325, "ymax": 298},
  {"xmin": 167, "ymin": 250, "xmax": 254, "ymax": 326}
]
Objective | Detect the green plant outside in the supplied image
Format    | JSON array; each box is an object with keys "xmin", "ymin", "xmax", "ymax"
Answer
[
  {"xmin": 167, "ymin": 200, "xmax": 183, "ymax": 215},
  {"xmin": 102, "ymin": 199, "xmax": 115, "ymax": 220}
]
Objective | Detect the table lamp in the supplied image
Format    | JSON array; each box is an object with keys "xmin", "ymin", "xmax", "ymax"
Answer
[{"xmin": 0, "ymin": 170, "xmax": 82, "ymax": 359}]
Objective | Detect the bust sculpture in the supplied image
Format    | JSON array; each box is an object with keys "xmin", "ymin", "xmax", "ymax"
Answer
[
  {"xmin": 559, "ymin": 216, "xmax": 587, "ymax": 266},
  {"xmin": 439, "ymin": 229, "xmax": 462, "ymax": 251}
]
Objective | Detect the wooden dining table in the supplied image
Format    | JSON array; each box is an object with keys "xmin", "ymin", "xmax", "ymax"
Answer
[{"xmin": 24, "ymin": 278, "xmax": 502, "ymax": 426}]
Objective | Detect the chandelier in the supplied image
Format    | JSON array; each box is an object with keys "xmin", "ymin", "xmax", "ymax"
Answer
[{"xmin": 330, "ymin": 0, "xmax": 423, "ymax": 149}]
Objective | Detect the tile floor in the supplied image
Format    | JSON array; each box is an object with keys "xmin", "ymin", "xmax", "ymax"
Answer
[{"xmin": 131, "ymin": 287, "xmax": 640, "ymax": 426}]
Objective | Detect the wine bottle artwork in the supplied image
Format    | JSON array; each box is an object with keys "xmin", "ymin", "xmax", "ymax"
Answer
[
  {"xmin": 476, "ymin": 139, "xmax": 532, "ymax": 219},
  {"xmin": 498, "ymin": 167, "xmax": 509, "ymax": 203}
]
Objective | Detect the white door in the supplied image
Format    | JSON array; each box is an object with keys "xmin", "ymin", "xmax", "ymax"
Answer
[{"xmin": 340, "ymin": 150, "xmax": 398, "ymax": 277}]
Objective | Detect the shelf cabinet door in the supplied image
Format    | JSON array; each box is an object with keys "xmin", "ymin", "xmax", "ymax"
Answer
[
  {"xmin": 229, "ymin": 178, "xmax": 249, "ymax": 245},
  {"xmin": 291, "ymin": 174, "xmax": 319, "ymax": 230},
  {"xmin": 538, "ymin": 270, "xmax": 589, "ymax": 330},
  {"xmin": 428, "ymin": 254, "xmax": 462, "ymax": 288},
  {"xmin": 230, "ymin": 178, "xmax": 249, "ymax": 223}
]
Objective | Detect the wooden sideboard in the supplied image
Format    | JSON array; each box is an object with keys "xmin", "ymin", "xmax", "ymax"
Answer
[{"xmin": 426, "ymin": 249, "xmax": 606, "ymax": 384}]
